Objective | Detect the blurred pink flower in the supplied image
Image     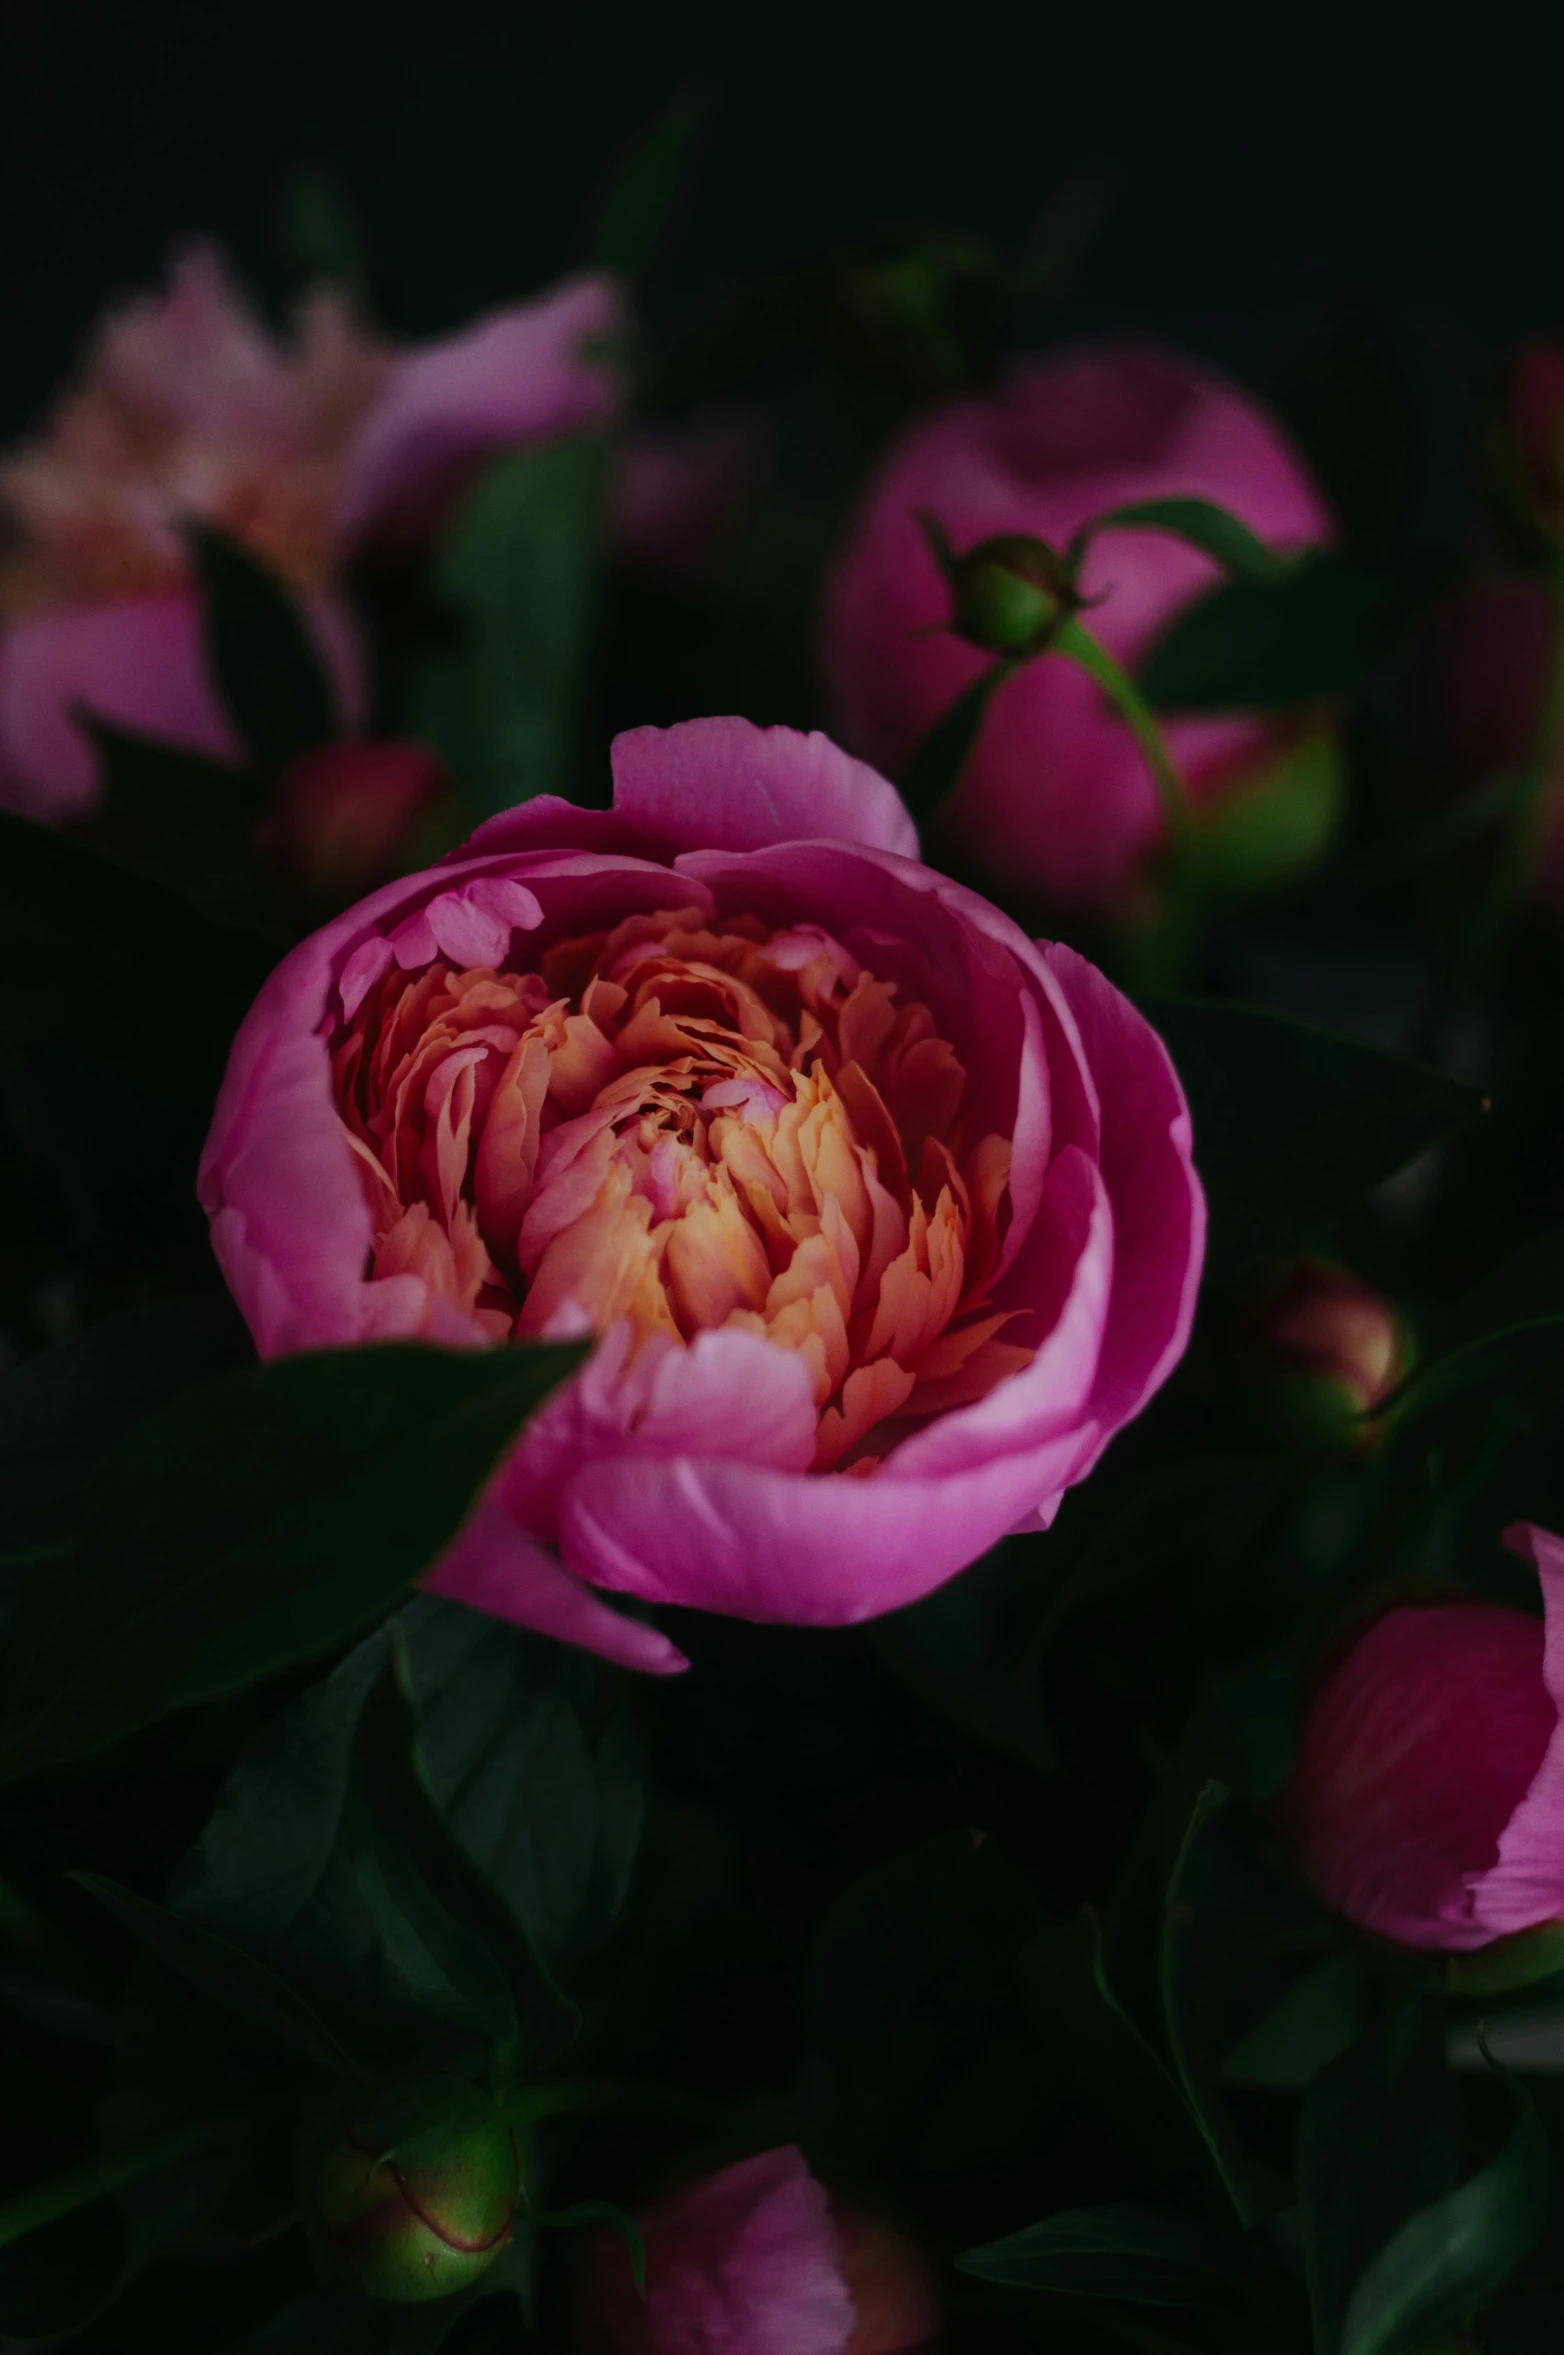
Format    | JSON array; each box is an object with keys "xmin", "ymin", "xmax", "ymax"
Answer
[
  {"xmin": 197, "ymin": 716, "xmax": 1204, "ymax": 1673},
  {"xmin": 572, "ymin": 2147, "xmax": 940, "ymax": 2355},
  {"xmin": 1424, "ymin": 576, "xmax": 1564, "ymax": 912},
  {"xmin": 0, "ymin": 245, "xmax": 624, "ymax": 820},
  {"xmin": 1283, "ymin": 1524, "xmax": 1564, "ymax": 1950},
  {"xmin": 821, "ymin": 344, "xmax": 1331, "ymax": 913}
]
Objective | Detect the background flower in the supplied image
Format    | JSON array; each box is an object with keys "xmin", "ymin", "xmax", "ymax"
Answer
[
  {"xmin": 0, "ymin": 246, "xmax": 624, "ymax": 820},
  {"xmin": 821, "ymin": 344, "xmax": 1331, "ymax": 912}
]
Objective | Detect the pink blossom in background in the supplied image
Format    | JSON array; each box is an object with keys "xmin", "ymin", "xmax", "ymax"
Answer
[
  {"xmin": 0, "ymin": 245, "xmax": 625, "ymax": 821},
  {"xmin": 821, "ymin": 344, "xmax": 1332, "ymax": 914},
  {"xmin": 260, "ymin": 738, "xmax": 452, "ymax": 906},
  {"xmin": 1282, "ymin": 1524, "xmax": 1564, "ymax": 1950},
  {"xmin": 572, "ymin": 2147, "xmax": 940, "ymax": 2355},
  {"xmin": 197, "ymin": 716, "xmax": 1205, "ymax": 1673},
  {"xmin": 614, "ymin": 411, "xmax": 761, "ymax": 580}
]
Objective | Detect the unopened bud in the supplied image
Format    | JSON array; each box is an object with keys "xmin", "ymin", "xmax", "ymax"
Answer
[
  {"xmin": 928, "ymin": 528, "xmax": 1076, "ymax": 657},
  {"xmin": 301, "ymin": 2075, "xmax": 520, "ymax": 2304},
  {"xmin": 1240, "ymin": 1256, "xmax": 1409, "ymax": 1451}
]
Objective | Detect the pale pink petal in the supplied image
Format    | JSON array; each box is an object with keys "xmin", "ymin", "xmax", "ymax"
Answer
[
  {"xmin": 334, "ymin": 273, "xmax": 627, "ymax": 547},
  {"xmin": 421, "ymin": 1495, "xmax": 686, "ymax": 1676}
]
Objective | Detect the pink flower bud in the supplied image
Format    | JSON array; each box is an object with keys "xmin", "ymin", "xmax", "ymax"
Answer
[
  {"xmin": 301, "ymin": 2075, "xmax": 520, "ymax": 2303},
  {"xmin": 572, "ymin": 2147, "xmax": 940, "ymax": 2354},
  {"xmin": 1422, "ymin": 577, "xmax": 1564, "ymax": 914},
  {"xmin": 1281, "ymin": 1525, "xmax": 1564, "ymax": 1951},
  {"xmin": 1240, "ymin": 1256, "xmax": 1409, "ymax": 1448},
  {"xmin": 261, "ymin": 738, "xmax": 450, "ymax": 906}
]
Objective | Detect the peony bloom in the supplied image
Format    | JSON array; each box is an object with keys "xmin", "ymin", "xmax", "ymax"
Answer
[
  {"xmin": 1282, "ymin": 1524, "xmax": 1564, "ymax": 1951},
  {"xmin": 573, "ymin": 2146, "xmax": 940, "ymax": 2355},
  {"xmin": 1423, "ymin": 577, "xmax": 1564, "ymax": 913},
  {"xmin": 0, "ymin": 244, "xmax": 624, "ymax": 820},
  {"xmin": 821, "ymin": 344, "xmax": 1331, "ymax": 913},
  {"xmin": 198, "ymin": 717, "xmax": 1204, "ymax": 1674}
]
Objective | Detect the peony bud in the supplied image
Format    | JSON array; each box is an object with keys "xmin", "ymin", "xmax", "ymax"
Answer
[
  {"xmin": 260, "ymin": 738, "xmax": 451, "ymax": 907},
  {"xmin": 1239, "ymin": 1256, "xmax": 1409, "ymax": 1450},
  {"xmin": 301, "ymin": 2075, "xmax": 520, "ymax": 2303},
  {"xmin": 573, "ymin": 2146, "xmax": 940, "ymax": 2354},
  {"xmin": 1281, "ymin": 1525, "xmax": 1564, "ymax": 1954}
]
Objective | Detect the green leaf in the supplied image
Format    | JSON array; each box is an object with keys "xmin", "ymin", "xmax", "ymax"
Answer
[
  {"xmin": 1144, "ymin": 998, "xmax": 1485, "ymax": 1282},
  {"xmin": 76, "ymin": 716, "xmax": 269, "ymax": 922},
  {"xmin": 869, "ymin": 1541, "xmax": 1054, "ymax": 1774},
  {"xmin": 166, "ymin": 1595, "xmax": 642, "ymax": 2068},
  {"xmin": 1188, "ymin": 732, "xmax": 1344, "ymax": 895},
  {"xmin": 1339, "ymin": 2063, "xmax": 1548, "ymax": 2355},
  {"xmin": 1157, "ymin": 1784, "xmax": 1264, "ymax": 2226},
  {"xmin": 0, "ymin": 2200, "xmax": 129, "ymax": 2340},
  {"xmin": 957, "ymin": 2203, "xmax": 1255, "ymax": 2307},
  {"xmin": 897, "ymin": 660, "xmax": 1014, "ymax": 822},
  {"xmin": 1140, "ymin": 553, "xmax": 1400, "ymax": 711},
  {"xmin": 282, "ymin": 163, "xmax": 375, "ymax": 308},
  {"xmin": 1297, "ymin": 2007, "xmax": 1466, "ymax": 2355},
  {"xmin": 0, "ymin": 1339, "xmax": 586, "ymax": 1784},
  {"xmin": 1073, "ymin": 496, "xmax": 1293, "ymax": 582},
  {"xmin": 190, "ymin": 525, "xmax": 338, "ymax": 773},
  {"xmin": 408, "ymin": 438, "xmax": 610, "ymax": 818},
  {"xmin": 70, "ymin": 1874, "xmax": 361, "ymax": 2077},
  {"xmin": 0, "ymin": 810, "xmax": 274, "ymax": 1105},
  {"xmin": 588, "ymin": 92, "xmax": 710, "ymax": 285},
  {"xmin": 350, "ymin": 1634, "xmax": 581, "ymax": 2069}
]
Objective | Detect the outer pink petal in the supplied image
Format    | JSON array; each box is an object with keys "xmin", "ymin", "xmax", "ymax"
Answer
[
  {"xmin": 1038, "ymin": 941, "xmax": 1206, "ymax": 1451},
  {"xmin": 334, "ymin": 272, "xmax": 627, "ymax": 548},
  {"xmin": 576, "ymin": 2147, "xmax": 855, "ymax": 2355},
  {"xmin": 611, "ymin": 717, "xmax": 920, "ymax": 860},
  {"xmin": 0, "ymin": 589, "xmax": 366, "ymax": 823},
  {"xmin": 1472, "ymin": 1525, "xmax": 1564, "ymax": 1937},
  {"xmin": 420, "ymin": 1498, "xmax": 687, "ymax": 1676}
]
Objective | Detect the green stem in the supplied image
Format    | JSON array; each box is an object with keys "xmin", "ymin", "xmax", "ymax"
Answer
[
  {"xmin": 1051, "ymin": 616, "xmax": 1192, "ymax": 847},
  {"xmin": 0, "ymin": 2105, "xmax": 273, "ymax": 2249}
]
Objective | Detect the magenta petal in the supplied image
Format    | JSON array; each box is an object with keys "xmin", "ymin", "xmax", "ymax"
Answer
[
  {"xmin": 334, "ymin": 272, "xmax": 627, "ymax": 547},
  {"xmin": 1472, "ymin": 1525, "xmax": 1564, "ymax": 1938},
  {"xmin": 611, "ymin": 717, "xmax": 920, "ymax": 859},
  {"xmin": 420, "ymin": 1497, "xmax": 686, "ymax": 1676}
]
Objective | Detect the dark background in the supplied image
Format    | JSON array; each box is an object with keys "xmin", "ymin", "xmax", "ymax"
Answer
[{"xmin": 6, "ymin": 0, "xmax": 1563, "ymax": 512}]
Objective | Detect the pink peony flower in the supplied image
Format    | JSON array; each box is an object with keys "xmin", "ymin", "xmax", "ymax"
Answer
[
  {"xmin": 572, "ymin": 2147, "xmax": 940, "ymax": 2355},
  {"xmin": 197, "ymin": 716, "xmax": 1204, "ymax": 1674},
  {"xmin": 821, "ymin": 344, "xmax": 1332, "ymax": 913},
  {"xmin": 0, "ymin": 244, "xmax": 624, "ymax": 820},
  {"xmin": 1282, "ymin": 1524, "xmax": 1564, "ymax": 1950}
]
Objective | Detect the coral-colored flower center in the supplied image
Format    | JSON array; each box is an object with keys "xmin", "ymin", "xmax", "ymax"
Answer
[{"xmin": 331, "ymin": 908, "xmax": 1031, "ymax": 1472}]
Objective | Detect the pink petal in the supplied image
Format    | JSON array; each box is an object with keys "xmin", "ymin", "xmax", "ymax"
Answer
[
  {"xmin": 421, "ymin": 1495, "xmax": 686, "ymax": 1675},
  {"xmin": 1473, "ymin": 1525, "xmax": 1564, "ymax": 1937},
  {"xmin": 612, "ymin": 717, "xmax": 920, "ymax": 860},
  {"xmin": 334, "ymin": 272, "xmax": 627, "ymax": 547}
]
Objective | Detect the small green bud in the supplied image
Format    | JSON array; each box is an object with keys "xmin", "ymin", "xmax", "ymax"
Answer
[
  {"xmin": 1239, "ymin": 1257, "xmax": 1411, "ymax": 1454},
  {"xmin": 929, "ymin": 528, "xmax": 1077, "ymax": 656},
  {"xmin": 301, "ymin": 2075, "xmax": 519, "ymax": 2304}
]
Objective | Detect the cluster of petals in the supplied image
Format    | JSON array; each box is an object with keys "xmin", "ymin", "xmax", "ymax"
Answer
[
  {"xmin": 822, "ymin": 343, "xmax": 1331, "ymax": 912},
  {"xmin": 1284, "ymin": 1523, "xmax": 1564, "ymax": 1950},
  {"xmin": 0, "ymin": 244, "xmax": 623, "ymax": 818},
  {"xmin": 199, "ymin": 717, "xmax": 1205, "ymax": 1674},
  {"xmin": 573, "ymin": 2146, "xmax": 940, "ymax": 2355}
]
